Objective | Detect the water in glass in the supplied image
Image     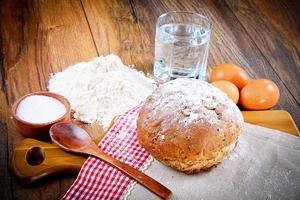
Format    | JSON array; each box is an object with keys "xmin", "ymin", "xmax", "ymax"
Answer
[{"xmin": 154, "ymin": 23, "xmax": 210, "ymax": 82}]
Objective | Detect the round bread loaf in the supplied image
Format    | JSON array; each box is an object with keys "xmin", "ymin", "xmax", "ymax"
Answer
[{"xmin": 137, "ymin": 78, "xmax": 243, "ymax": 173}]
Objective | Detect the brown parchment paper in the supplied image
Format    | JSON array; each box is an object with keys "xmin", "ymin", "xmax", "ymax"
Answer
[{"xmin": 127, "ymin": 123, "xmax": 300, "ymax": 200}]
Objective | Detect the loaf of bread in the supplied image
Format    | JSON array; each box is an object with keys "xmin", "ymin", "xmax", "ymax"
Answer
[{"xmin": 137, "ymin": 78, "xmax": 243, "ymax": 173}]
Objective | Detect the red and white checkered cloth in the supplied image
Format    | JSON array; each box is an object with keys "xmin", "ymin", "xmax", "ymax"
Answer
[{"xmin": 63, "ymin": 103, "xmax": 151, "ymax": 200}]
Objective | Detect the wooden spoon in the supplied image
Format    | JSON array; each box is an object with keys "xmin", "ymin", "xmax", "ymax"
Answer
[{"xmin": 50, "ymin": 122, "xmax": 172, "ymax": 199}]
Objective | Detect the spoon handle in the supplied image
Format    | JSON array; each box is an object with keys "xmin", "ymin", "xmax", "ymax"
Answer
[{"xmin": 90, "ymin": 145, "xmax": 172, "ymax": 199}]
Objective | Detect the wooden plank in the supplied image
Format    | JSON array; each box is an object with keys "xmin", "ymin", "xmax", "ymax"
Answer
[
  {"xmin": 0, "ymin": 13, "xmax": 13, "ymax": 200},
  {"xmin": 225, "ymin": 0, "xmax": 300, "ymax": 102},
  {"xmin": 0, "ymin": 87, "xmax": 12, "ymax": 199},
  {"xmin": 0, "ymin": 0, "xmax": 99, "ymax": 199},
  {"xmin": 242, "ymin": 110, "xmax": 299, "ymax": 136},
  {"xmin": 250, "ymin": 0, "xmax": 300, "ymax": 49},
  {"xmin": 81, "ymin": 0, "xmax": 153, "ymax": 73},
  {"xmin": 203, "ymin": 0, "xmax": 300, "ymax": 127},
  {"xmin": 124, "ymin": 0, "xmax": 300, "ymax": 128}
]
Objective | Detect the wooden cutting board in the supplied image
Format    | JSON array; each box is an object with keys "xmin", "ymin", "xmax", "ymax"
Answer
[
  {"xmin": 12, "ymin": 110, "xmax": 299, "ymax": 184},
  {"xmin": 242, "ymin": 110, "xmax": 299, "ymax": 136}
]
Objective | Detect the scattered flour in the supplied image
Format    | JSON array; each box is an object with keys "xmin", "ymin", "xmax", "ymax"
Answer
[{"xmin": 48, "ymin": 54, "xmax": 156, "ymax": 127}]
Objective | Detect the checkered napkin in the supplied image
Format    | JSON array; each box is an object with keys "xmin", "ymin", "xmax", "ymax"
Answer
[{"xmin": 63, "ymin": 104, "xmax": 151, "ymax": 200}]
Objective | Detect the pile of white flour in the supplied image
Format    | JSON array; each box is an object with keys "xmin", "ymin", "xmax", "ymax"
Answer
[{"xmin": 48, "ymin": 54, "xmax": 155, "ymax": 127}]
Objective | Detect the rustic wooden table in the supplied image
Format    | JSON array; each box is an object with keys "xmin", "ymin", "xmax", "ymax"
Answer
[{"xmin": 1, "ymin": 0, "xmax": 299, "ymax": 199}]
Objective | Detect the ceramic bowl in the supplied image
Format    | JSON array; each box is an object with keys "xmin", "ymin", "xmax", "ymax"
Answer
[{"xmin": 11, "ymin": 91, "xmax": 71, "ymax": 139}]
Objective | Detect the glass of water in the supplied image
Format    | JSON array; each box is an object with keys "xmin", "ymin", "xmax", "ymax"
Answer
[{"xmin": 154, "ymin": 11, "xmax": 212, "ymax": 82}]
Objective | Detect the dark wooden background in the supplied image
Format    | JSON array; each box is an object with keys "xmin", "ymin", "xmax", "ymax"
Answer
[{"xmin": 1, "ymin": 0, "xmax": 299, "ymax": 199}]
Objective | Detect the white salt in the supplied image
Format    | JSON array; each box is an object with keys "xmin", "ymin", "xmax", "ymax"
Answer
[{"xmin": 16, "ymin": 95, "xmax": 67, "ymax": 123}]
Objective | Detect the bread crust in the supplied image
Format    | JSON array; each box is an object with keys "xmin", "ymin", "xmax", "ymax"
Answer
[{"xmin": 137, "ymin": 78, "xmax": 243, "ymax": 173}]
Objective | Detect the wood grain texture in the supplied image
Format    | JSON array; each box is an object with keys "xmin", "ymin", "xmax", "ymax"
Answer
[
  {"xmin": 0, "ymin": 0, "xmax": 99, "ymax": 199},
  {"xmin": 129, "ymin": 0, "xmax": 300, "ymax": 126},
  {"xmin": 0, "ymin": 91, "xmax": 11, "ymax": 199},
  {"xmin": 12, "ymin": 139, "xmax": 84, "ymax": 184},
  {"xmin": 0, "ymin": 0, "xmax": 299, "ymax": 199},
  {"xmin": 81, "ymin": 0, "xmax": 154, "ymax": 73},
  {"xmin": 225, "ymin": 0, "xmax": 300, "ymax": 102},
  {"xmin": 0, "ymin": 28, "xmax": 13, "ymax": 200},
  {"xmin": 242, "ymin": 110, "xmax": 299, "ymax": 136}
]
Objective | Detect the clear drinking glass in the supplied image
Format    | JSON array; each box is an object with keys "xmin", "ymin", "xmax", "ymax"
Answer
[{"xmin": 154, "ymin": 11, "xmax": 212, "ymax": 82}]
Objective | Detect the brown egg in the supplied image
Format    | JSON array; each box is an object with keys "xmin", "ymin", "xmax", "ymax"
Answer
[
  {"xmin": 240, "ymin": 79, "xmax": 280, "ymax": 110},
  {"xmin": 210, "ymin": 64, "xmax": 250, "ymax": 90},
  {"xmin": 211, "ymin": 80, "xmax": 239, "ymax": 104}
]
